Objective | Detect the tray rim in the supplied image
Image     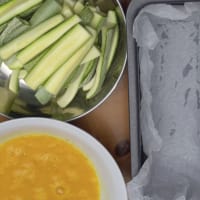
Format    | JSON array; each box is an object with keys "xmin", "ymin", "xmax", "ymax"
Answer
[{"xmin": 126, "ymin": 0, "xmax": 200, "ymax": 178}]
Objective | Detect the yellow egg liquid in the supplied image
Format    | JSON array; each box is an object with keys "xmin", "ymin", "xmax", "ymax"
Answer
[{"xmin": 0, "ymin": 134, "xmax": 100, "ymax": 200}]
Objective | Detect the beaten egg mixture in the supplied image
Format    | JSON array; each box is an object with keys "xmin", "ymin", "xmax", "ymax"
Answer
[{"xmin": 0, "ymin": 134, "xmax": 100, "ymax": 200}]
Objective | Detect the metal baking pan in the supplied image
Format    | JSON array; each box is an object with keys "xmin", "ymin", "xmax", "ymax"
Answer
[{"xmin": 126, "ymin": 0, "xmax": 199, "ymax": 177}]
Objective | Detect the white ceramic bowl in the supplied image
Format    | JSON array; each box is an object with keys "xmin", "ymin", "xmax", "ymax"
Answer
[{"xmin": 0, "ymin": 117, "xmax": 128, "ymax": 200}]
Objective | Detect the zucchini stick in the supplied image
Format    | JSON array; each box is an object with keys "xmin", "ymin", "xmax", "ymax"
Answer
[
  {"xmin": 0, "ymin": 17, "xmax": 29, "ymax": 46},
  {"xmin": 0, "ymin": 14, "xmax": 64, "ymax": 60},
  {"xmin": 86, "ymin": 27, "xmax": 109, "ymax": 99},
  {"xmin": 23, "ymin": 49, "xmax": 49, "ymax": 72},
  {"xmin": 0, "ymin": 0, "xmax": 43, "ymax": 26},
  {"xmin": 62, "ymin": 2, "xmax": 74, "ymax": 18},
  {"xmin": 80, "ymin": 59, "xmax": 97, "ymax": 87},
  {"xmin": 64, "ymin": 0, "xmax": 76, "ymax": 8},
  {"xmin": 10, "ymin": 15, "xmax": 81, "ymax": 69},
  {"xmin": 45, "ymin": 33, "xmax": 96, "ymax": 96},
  {"xmin": 25, "ymin": 24, "xmax": 91, "ymax": 90},
  {"xmin": 82, "ymin": 74, "xmax": 95, "ymax": 91},
  {"xmin": 35, "ymin": 87, "xmax": 52, "ymax": 105},
  {"xmin": 30, "ymin": 0, "xmax": 62, "ymax": 26},
  {"xmin": 73, "ymin": 1, "xmax": 84, "ymax": 14},
  {"xmin": 81, "ymin": 46, "xmax": 100, "ymax": 64},
  {"xmin": 106, "ymin": 11, "xmax": 119, "ymax": 71},
  {"xmin": 57, "ymin": 61, "xmax": 94, "ymax": 108},
  {"xmin": 9, "ymin": 69, "xmax": 20, "ymax": 94},
  {"xmin": 90, "ymin": 11, "xmax": 105, "ymax": 30},
  {"xmin": 0, "ymin": 87, "xmax": 16, "ymax": 114}
]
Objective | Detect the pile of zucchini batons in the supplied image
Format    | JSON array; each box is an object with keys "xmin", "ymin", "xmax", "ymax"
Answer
[{"xmin": 0, "ymin": 0, "xmax": 119, "ymax": 108}]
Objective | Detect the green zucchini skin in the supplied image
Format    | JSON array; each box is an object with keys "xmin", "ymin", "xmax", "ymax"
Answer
[
  {"xmin": 0, "ymin": 14, "xmax": 64, "ymax": 60},
  {"xmin": 44, "ymin": 30, "xmax": 96, "ymax": 96},
  {"xmin": 9, "ymin": 15, "xmax": 81, "ymax": 69},
  {"xmin": 24, "ymin": 24, "xmax": 91, "ymax": 90},
  {"xmin": 86, "ymin": 10, "xmax": 119, "ymax": 99},
  {"xmin": 0, "ymin": 0, "xmax": 43, "ymax": 26},
  {"xmin": 8, "ymin": 69, "xmax": 20, "ymax": 94},
  {"xmin": 57, "ymin": 61, "xmax": 95, "ymax": 108},
  {"xmin": 30, "ymin": 0, "xmax": 62, "ymax": 26},
  {"xmin": 0, "ymin": 1, "xmax": 120, "ymax": 110},
  {"xmin": 81, "ymin": 46, "xmax": 100, "ymax": 64}
]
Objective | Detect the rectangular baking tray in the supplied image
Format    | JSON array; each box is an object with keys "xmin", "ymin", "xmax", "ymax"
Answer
[{"xmin": 126, "ymin": 0, "xmax": 199, "ymax": 177}]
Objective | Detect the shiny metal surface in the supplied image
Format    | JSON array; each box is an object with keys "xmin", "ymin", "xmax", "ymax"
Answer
[{"xmin": 0, "ymin": 0, "xmax": 127, "ymax": 121}]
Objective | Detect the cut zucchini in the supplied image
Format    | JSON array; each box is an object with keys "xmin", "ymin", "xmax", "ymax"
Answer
[
  {"xmin": 9, "ymin": 69, "xmax": 19, "ymax": 94},
  {"xmin": 62, "ymin": 2, "xmax": 74, "ymax": 18},
  {"xmin": 86, "ymin": 27, "xmax": 108, "ymax": 99},
  {"xmin": 104, "ymin": 10, "xmax": 117, "ymax": 28},
  {"xmin": 0, "ymin": 0, "xmax": 43, "ymax": 26},
  {"xmin": 44, "ymin": 32, "xmax": 96, "ymax": 96},
  {"xmin": 73, "ymin": 1, "xmax": 84, "ymax": 14},
  {"xmin": 35, "ymin": 87, "xmax": 52, "ymax": 105},
  {"xmin": 81, "ymin": 59, "xmax": 97, "ymax": 86},
  {"xmin": 19, "ymin": 3, "xmax": 41, "ymax": 19},
  {"xmin": 64, "ymin": 0, "xmax": 76, "ymax": 8},
  {"xmin": 57, "ymin": 61, "xmax": 94, "ymax": 108},
  {"xmin": 0, "ymin": 87, "xmax": 16, "ymax": 113},
  {"xmin": 0, "ymin": 14, "xmax": 64, "ymax": 60},
  {"xmin": 0, "ymin": 23, "xmax": 7, "ymax": 35},
  {"xmin": 0, "ymin": 17, "xmax": 30, "ymax": 46},
  {"xmin": 25, "ymin": 24, "xmax": 91, "ymax": 90},
  {"xmin": 10, "ymin": 15, "xmax": 81, "ymax": 69},
  {"xmin": 79, "ymin": 7, "xmax": 94, "ymax": 25},
  {"xmin": 19, "ymin": 69, "xmax": 27, "ymax": 79},
  {"xmin": 82, "ymin": 74, "xmax": 95, "ymax": 91},
  {"xmin": 86, "ymin": 11, "xmax": 119, "ymax": 98},
  {"xmin": 90, "ymin": 11, "xmax": 105, "ymax": 30},
  {"xmin": 88, "ymin": 6, "xmax": 96, "ymax": 12},
  {"xmin": 30, "ymin": 0, "xmax": 62, "ymax": 26},
  {"xmin": 23, "ymin": 49, "xmax": 48, "ymax": 72},
  {"xmin": 106, "ymin": 11, "xmax": 119, "ymax": 71},
  {"xmin": 81, "ymin": 46, "xmax": 100, "ymax": 64}
]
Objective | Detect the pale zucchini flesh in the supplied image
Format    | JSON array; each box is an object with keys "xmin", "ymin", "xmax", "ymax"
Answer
[
  {"xmin": 57, "ymin": 62, "xmax": 93, "ymax": 108},
  {"xmin": 30, "ymin": 0, "xmax": 62, "ymax": 26},
  {"xmin": 64, "ymin": 0, "xmax": 76, "ymax": 8},
  {"xmin": 90, "ymin": 11, "xmax": 105, "ymax": 30},
  {"xmin": 23, "ymin": 49, "xmax": 48, "ymax": 72},
  {"xmin": 25, "ymin": 24, "xmax": 91, "ymax": 90},
  {"xmin": 19, "ymin": 69, "xmax": 27, "ymax": 79},
  {"xmin": 0, "ymin": 14, "xmax": 64, "ymax": 60},
  {"xmin": 81, "ymin": 46, "xmax": 100, "ymax": 64},
  {"xmin": 35, "ymin": 87, "xmax": 52, "ymax": 105},
  {"xmin": 10, "ymin": 15, "xmax": 81, "ymax": 69},
  {"xmin": 0, "ymin": 17, "xmax": 30, "ymax": 46},
  {"xmin": 81, "ymin": 59, "xmax": 97, "ymax": 87},
  {"xmin": 9, "ymin": 69, "xmax": 19, "ymax": 94},
  {"xmin": 106, "ymin": 11, "xmax": 119, "ymax": 71},
  {"xmin": 0, "ymin": 0, "xmax": 43, "ymax": 26},
  {"xmin": 0, "ymin": 87, "xmax": 16, "ymax": 113},
  {"xmin": 86, "ymin": 10, "xmax": 119, "ymax": 99},
  {"xmin": 62, "ymin": 2, "xmax": 74, "ymax": 18},
  {"xmin": 86, "ymin": 27, "xmax": 107, "ymax": 99},
  {"xmin": 44, "ymin": 33, "xmax": 96, "ymax": 96},
  {"xmin": 0, "ymin": 1, "xmax": 120, "ymax": 110},
  {"xmin": 83, "ymin": 69, "xmax": 96, "ymax": 91},
  {"xmin": 73, "ymin": 1, "xmax": 84, "ymax": 14}
]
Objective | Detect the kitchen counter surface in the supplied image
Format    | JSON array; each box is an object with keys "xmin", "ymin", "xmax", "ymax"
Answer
[{"xmin": 0, "ymin": 0, "xmax": 132, "ymax": 183}]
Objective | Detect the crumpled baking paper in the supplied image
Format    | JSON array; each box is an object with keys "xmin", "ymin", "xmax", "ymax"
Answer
[{"xmin": 128, "ymin": 3, "xmax": 200, "ymax": 200}]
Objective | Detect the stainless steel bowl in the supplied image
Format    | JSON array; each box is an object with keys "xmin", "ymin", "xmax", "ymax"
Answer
[{"xmin": 0, "ymin": 0, "xmax": 127, "ymax": 121}]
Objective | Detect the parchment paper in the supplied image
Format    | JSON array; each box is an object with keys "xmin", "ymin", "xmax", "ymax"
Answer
[{"xmin": 128, "ymin": 3, "xmax": 200, "ymax": 200}]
